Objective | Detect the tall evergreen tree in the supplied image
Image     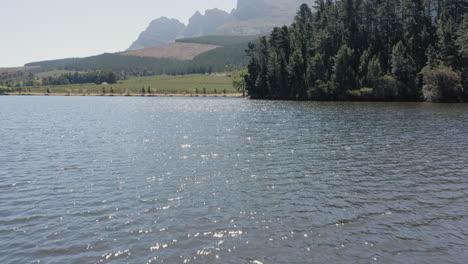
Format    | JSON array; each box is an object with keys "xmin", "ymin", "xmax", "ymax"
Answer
[
  {"xmin": 245, "ymin": 42, "xmax": 261, "ymax": 98},
  {"xmin": 333, "ymin": 45, "xmax": 358, "ymax": 96},
  {"xmin": 367, "ymin": 55, "xmax": 384, "ymax": 89},
  {"xmin": 307, "ymin": 53, "xmax": 328, "ymax": 98},
  {"xmin": 437, "ymin": 16, "xmax": 459, "ymax": 68},
  {"xmin": 267, "ymin": 51, "xmax": 281, "ymax": 98},
  {"xmin": 359, "ymin": 48, "xmax": 372, "ymax": 86},
  {"xmin": 456, "ymin": 14, "xmax": 468, "ymax": 92},
  {"xmin": 340, "ymin": 0, "xmax": 361, "ymax": 51},
  {"xmin": 288, "ymin": 47, "xmax": 307, "ymax": 99},
  {"xmin": 391, "ymin": 41, "xmax": 418, "ymax": 99},
  {"xmin": 292, "ymin": 4, "xmax": 314, "ymax": 59},
  {"xmin": 401, "ymin": 0, "xmax": 431, "ymax": 69},
  {"xmin": 456, "ymin": 15, "xmax": 468, "ymax": 59}
]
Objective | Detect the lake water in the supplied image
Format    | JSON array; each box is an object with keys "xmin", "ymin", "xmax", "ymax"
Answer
[{"xmin": 0, "ymin": 96, "xmax": 467, "ymax": 264}]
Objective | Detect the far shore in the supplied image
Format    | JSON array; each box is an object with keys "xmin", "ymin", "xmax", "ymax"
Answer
[{"xmin": 0, "ymin": 92, "xmax": 244, "ymax": 98}]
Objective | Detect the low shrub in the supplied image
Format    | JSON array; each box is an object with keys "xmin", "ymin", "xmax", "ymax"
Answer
[{"xmin": 421, "ymin": 65, "xmax": 463, "ymax": 102}]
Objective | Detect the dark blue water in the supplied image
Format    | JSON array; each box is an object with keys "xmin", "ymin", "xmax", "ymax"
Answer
[{"xmin": 0, "ymin": 96, "xmax": 467, "ymax": 264}]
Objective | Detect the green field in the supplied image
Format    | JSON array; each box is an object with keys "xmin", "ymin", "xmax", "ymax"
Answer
[{"xmin": 23, "ymin": 74, "xmax": 237, "ymax": 95}]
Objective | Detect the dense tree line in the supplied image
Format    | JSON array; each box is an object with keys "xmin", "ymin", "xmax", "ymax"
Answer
[
  {"xmin": 42, "ymin": 70, "xmax": 117, "ymax": 85},
  {"xmin": 0, "ymin": 71, "xmax": 37, "ymax": 87},
  {"xmin": 245, "ymin": 0, "xmax": 468, "ymax": 102}
]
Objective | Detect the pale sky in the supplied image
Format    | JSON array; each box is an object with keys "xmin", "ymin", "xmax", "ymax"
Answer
[{"xmin": 0, "ymin": 0, "xmax": 237, "ymax": 67}]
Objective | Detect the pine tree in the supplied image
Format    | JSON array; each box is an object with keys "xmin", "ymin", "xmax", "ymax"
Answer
[
  {"xmin": 437, "ymin": 17, "xmax": 459, "ymax": 68},
  {"xmin": 376, "ymin": 0, "xmax": 403, "ymax": 72},
  {"xmin": 279, "ymin": 26, "xmax": 292, "ymax": 62},
  {"xmin": 456, "ymin": 15, "xmax": 468, "ymax": 59},
  {"xmin": 401, "ymin": 0, "xmax": 431, "ymax": 70},
  {"xmin": 288, "ymin": 47, "xmax": 307, "ymax": 99},
  {"xmin": 425, "ymin": 45, "xmax": 439, "ymax": 69},
  {"xmin": 360, "ymin": 0, "xmax": 378, "ymax": 47},
  {"xmin": 245, "ymin": 42, "xmax": 261, "ymax": 97},
  {"xmin": 292, "ymin": 4, "xmax": 314, "ymax": 59},
  {"xmin": 391, "ymin": 41, "xmax": 417, "ymax": 99},
  {"xmin": 341, "ymin": 0, "xmax": 360, "ymax": 50},
  {"xmin": 307, "ymin": 53, "xmax": 327, "ymax": 85},
  {"xmin": 359, "ymin": 48, "xmax": 371, "ymax": 86},
  {"xmin": 255, "ymin": 37, "xmax": 270, "ymax": 98},
  {"xmin": 367, "ymin": 55, "xmax": 384, "ymax": 89},
  {"xmin": 333, "ymin": 45, "xmax": 357, "ymax": 96},
  {"xmin": 307, "ymin": 53, "xmax": 328, "ymax": 98},
  {"xmin": 456, "ymin": 15, "xmax": 468, "ymax": 93},
  {"xmin": 267, "ymin": 51, "xmax": 281, "ymax": 98}
]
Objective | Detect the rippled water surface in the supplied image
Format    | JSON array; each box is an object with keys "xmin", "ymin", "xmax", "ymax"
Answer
[{"xmin": 0, "ymin": 96, "xmax": 467, "ymax": 264}]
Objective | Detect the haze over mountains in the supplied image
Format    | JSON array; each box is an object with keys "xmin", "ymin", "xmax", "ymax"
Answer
[
  {"xmin": 129, "ymin": 0, "xmax": 313, "ymax": 50},
  {"xmin": 13, "ymin": 0, "xmax": 314, "ymax": 72}
]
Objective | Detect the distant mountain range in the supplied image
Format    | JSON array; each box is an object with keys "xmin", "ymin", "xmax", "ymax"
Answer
[
  {"xmin": 128, "ymin": 0, "xmax": 313, "ymax": 50},
  {"xmin": 14, "ymin": 0, "xmax": 313, "ymax": 75}
]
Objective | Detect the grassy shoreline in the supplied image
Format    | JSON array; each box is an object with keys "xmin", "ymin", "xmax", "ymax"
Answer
[
  {"xmin": 1, "ymin": 74, "xmax": 239, "ymax": 96},
  {"xmin": 0, "ymin": 92, "xmax": 243, "ymax": 97}
]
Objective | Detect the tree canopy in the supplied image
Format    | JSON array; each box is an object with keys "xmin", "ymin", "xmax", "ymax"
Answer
[
  {"xmin": 245, "ymin": 0, "xmax": 468, "ymax": 102},
  {"xmin": 42, "ymin": 70, "xmax": 117, "ymax": 86}
]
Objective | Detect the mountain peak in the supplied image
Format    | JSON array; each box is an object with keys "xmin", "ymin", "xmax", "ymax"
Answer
[
  {"xmin": 232, "ymin": 0, "xmax": 273, "ymax": 20},
  {"xmin": 129, "ymin": 0, "xmax": 315, "ymax": 50},
  {"xmin": 128, "ymin": 17, "xmax": 185, "ymax": 51},
  {"xmin": 184, "ymin": 8, "xmax": 232, "ymax": 38}
]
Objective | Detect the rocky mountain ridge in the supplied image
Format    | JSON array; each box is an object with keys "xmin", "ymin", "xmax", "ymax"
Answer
[
  {"xmin": 128, "ymin": 0, "xmax": 314, "ymax": 50},
  {"xmin": 128, "ymin": 17, "xmax": 185, "ymax": 51}
]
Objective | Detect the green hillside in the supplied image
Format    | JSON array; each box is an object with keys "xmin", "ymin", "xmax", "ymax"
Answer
[
  {"xmin": 26, "ymin": 54, "xmax": 193, "ymax": 75},
  {"xmin": 24, "ymin": 35, "xmax": 259, "ymax": 76},
  {"xmin": 191, "ymin": 42, "xmax": 251, "ymax": 72},
  {"xmin": 26, "ymin": 58, "xmax": 80, "ymax": 71}
]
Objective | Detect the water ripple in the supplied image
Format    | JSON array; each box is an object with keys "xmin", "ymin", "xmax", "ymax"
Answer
[{"xmin": 0, "ymin": 97, "xmax": 467, "ymax": 264}]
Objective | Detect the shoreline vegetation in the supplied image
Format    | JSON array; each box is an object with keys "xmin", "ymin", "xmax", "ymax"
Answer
[
  {"xmin": 0, "ymin": 92, "xmax": 243, "ymax": 97},
  {"xmin": 244, "ymin": 1, "xmax": 468, "ymax": 103},
  {"xmin": 0, "ymin": 74, "xmax": 242, "ymax": 97}
]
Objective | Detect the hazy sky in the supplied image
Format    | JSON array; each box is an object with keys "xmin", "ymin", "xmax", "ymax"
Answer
[{"xmin": 0, "ymin": 0, "xmax": 237, "ymax": 67}]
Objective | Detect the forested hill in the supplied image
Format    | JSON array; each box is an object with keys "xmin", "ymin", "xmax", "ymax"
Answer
[
  {"xmin": 23, "ymin": 35, "xmax": 253, "ymax": 77},
  {"xmin": 245, "ymin": 0, "xmax": 468, "ymax": 102}
]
